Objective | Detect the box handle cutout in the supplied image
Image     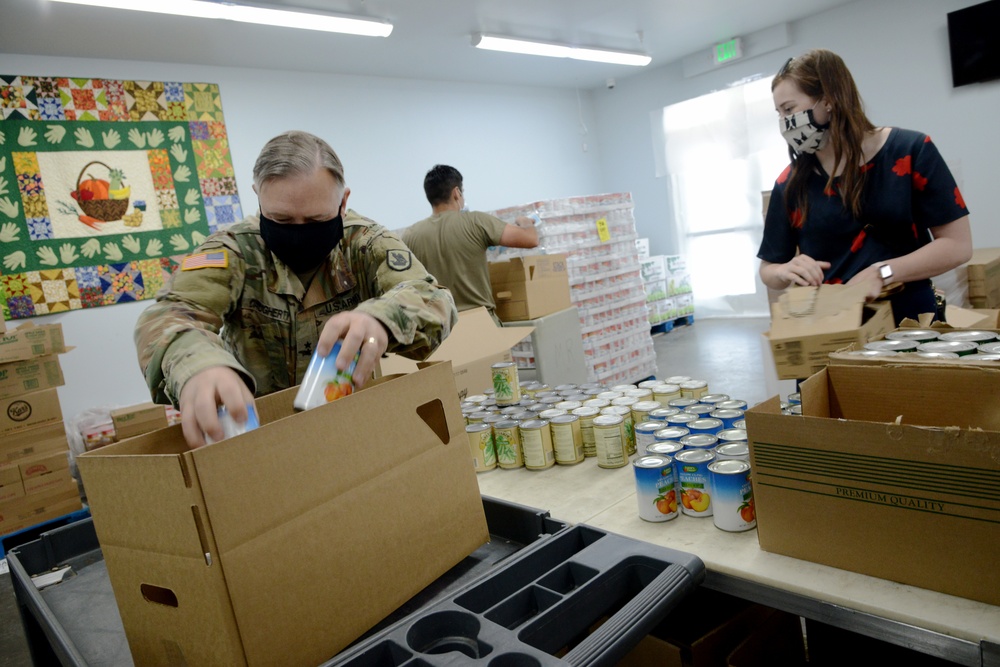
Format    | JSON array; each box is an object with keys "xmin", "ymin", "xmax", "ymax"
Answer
[
  {"xmin": 416, "ymin": 399, "xmax": 450, "ymax": 445},
  {"xmin": 496, "ymin": 291, "xmax": 512, "ymax": 302},
  {"xmin": 141, "ymin": 583, "xmax": 178, "ymax": 607},
  {"xmin": 191, "ymin": 506, "xmax": 213, "ymax": 566}
]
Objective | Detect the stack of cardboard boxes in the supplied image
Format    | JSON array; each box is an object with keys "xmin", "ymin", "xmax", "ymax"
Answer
[
  {"xmin": 0, "ymin": 320, "xmax": 82, "ymax": 539},
  {"xmin": 636, "ymin": 243, "xmax": 694, "ymax": 327}
]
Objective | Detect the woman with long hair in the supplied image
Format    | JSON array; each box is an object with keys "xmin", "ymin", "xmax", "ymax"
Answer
[{"xmin": 757, "ymin": 49, "xmax": 971, "ymax": 323}]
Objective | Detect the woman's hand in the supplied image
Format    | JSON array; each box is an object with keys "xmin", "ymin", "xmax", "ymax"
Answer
[{"xmin": 762, "ymin": 255, "xmax": 831, "ymax": 290}]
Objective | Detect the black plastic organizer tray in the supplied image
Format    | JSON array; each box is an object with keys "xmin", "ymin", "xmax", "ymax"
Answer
[
  {"xmin": 320, "ymin": 523, "xmax": 704, "ymax": 667},
  {"xmin": 8, "ymin": 497, "xmax": 704, "ymax": 667}
]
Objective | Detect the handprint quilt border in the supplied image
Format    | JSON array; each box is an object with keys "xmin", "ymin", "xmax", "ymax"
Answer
[{"xmin": 0, "ymin": 75, "xmax": 242, "ymax": 320}]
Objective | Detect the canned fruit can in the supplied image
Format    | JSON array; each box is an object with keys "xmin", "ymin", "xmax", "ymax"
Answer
[
  {"xmin": 466, "ymin": 422, "xmax": 496, "ymax": 472},
  {"xmin": 572, "ymin": 406, "xmax": 601, "ymax": 457},
  {"xmin": 648, "ymin": 407, "xmax": 679, "ymax": 421},
  {"xmin": 717, "ymin": 428, "xmax": 748, "ymax": 444},
  {"xmin": 679, "ymin": 380, "xmax": 709, "ymax": 399},
  {"xmin": 631, "ymin": 400, "xmax": 662, "ymax": 424},
  {"xmin": 917, "ymin": 340, "xmax": 978, "ymax": 356},
  {"xmin": 732, "ymin": 419, "xmax": 746, "ymax": 430},
  {"xmin": 715, "ymin": 399, "xmax": 747, "ymax": 411},
  {"xmin": 666, "ymin": 412, "xmax": 698, "ymax": 428},
  {"xmin": 708, "ymin": 459, "xmax": 755, "ymax": 531},
  {"xmin": 667, "ymin": 398, "xmax": 700, "ymax": 410},
  {"xmin": 683, "ymin": 404, "xmax": 714, "ymax": 417},
  {"xmin": 491, "ymin": 361, "xmax": 521, "ymax": 405},
  {"xmin": 519, "ymin": 419, "xmax": 555, "ymax": 470},
  {"xmin": 651, "ymin": 383, "xmax": 681, "ymax": 404},
  {"xmin": 550, "ymin": 414, "xmax": 584, "ymax": 464},
  {"xmin": 714, "ymin": 441, "xmax": 750, "ymax": 461},
  {"xmin": 293, "ymin": 342, "xmax": 357, "ymax": 411},
  {"xmin": 611, "ymin": 384, "xmax": 637, "ymax": 393},
  {"xmin": 555, "ymin": 400, "xmax": 583, "ymax": 412},
  {"xmin": 979, "ymin": 341, "xmax": 1000, "ymax": 355},
  {"xmin": 634, "ymin": 455, "xmax": 678, "ymax": 522},
  {"xmin": 493, "ymin": 419, "xmax": 523, "ymax": 469},
  {"xmin": 698, "ymin": 393, "xmax": 730, "ymax": 407},
  {"xmin": 205, "ymin": 405, "xmax": 260, "ymax": 445},
  {"xmin": 680, "ymin": 433, "xmax": 719, "ymax": 450},
  {"xmin": 465, "ymin": 394, "xmax": 488, "ymax": 404},
  {"xmin": 709, "ymin": 409, "xmax": 744, "ymax": 429},
  {"xmin": 664, "ymin": 375, "xmax": 691, "ymax": 384},
  {"xmin": 686, "ymin": 418, "xmax": 723, "ymax": 436},
  {"xmin": 786, "ymin": 392, "xmax": 801, "ymax": 405},
  {"xmin": 538, "ymin": 408, "xmax": 569, "ymax": 421},
  {"xmin": 886, "ymin": 329, "xmax": 940, "ymax": 343},
  {"xmin": 626, "ymin": 388, "xmax": 653, "ymax": 400},
  {"xmin": 583, "ymin": 398, "xmax": 611, "ymax": 409},
  {"xmin": 635, "ymin": 421, "xmax": 661, "ymax": 455},
  {"xmin": 939, "ymin": 330, "xmax": 998, "ymax": 344},
  {"xmin": 675, "ymin": 449, "xmax": 716, "ymax": 517},
  {"xmin": 864, "ymin": 340, "xmax": 918, "ymax": 352},
  {"xmin": 917, "ymin": 351, "xmax": 960, "ymax": 359},
  {"xmin": 654, "ymin": 426, "xmax": 689, "ymax": 443},
  {"xmin": 597, "ymin": 391, "xmax": 623, "ymax": 402},
  {"xmin": 846, "ymin": 349, "xmax": 898, "ymax": 357},
  {"xmin": 554, "ymin": 383, "xmax": 579, "ymax": 393},
  {"xmin": 601, "ymin": 405, "xmax": 635, "ymax": 455},
  {"xmin": 592, "ymin": 414, "xmax": 628, "ymax": 468}
]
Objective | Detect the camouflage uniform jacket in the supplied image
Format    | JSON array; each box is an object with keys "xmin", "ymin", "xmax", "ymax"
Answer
[{"xmin": 135, "ymin": 210, "xmax": 457, "ymax": 404}]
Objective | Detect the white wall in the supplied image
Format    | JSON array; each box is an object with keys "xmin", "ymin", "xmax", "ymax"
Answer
[
  {"xmin": 0, "ymin": 53, "xmax": 604, "ymax": 422},
  {"xmin": 592, "ymin": 0, "xmax": 999, "ymax": 258}
]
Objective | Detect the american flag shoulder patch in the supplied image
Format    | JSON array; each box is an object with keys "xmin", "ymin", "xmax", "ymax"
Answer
[{"xmin": 181, "ymin": 250, "xmax": 229, "ymax": 271}]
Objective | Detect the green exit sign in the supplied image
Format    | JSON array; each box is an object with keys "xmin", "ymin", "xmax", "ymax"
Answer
[{"xmin": 714, "ymin": 38, "xmax": 744, "ymax": 64}]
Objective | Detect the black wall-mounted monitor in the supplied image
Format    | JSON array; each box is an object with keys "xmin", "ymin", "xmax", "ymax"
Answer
[{"xmin": 947, "ymin": 0, "xmax": 1000, "ymax": 87}]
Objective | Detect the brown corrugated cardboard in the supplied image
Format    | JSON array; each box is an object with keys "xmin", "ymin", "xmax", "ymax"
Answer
[
  {"xmin": 489, "ymin": 253, "xmax": 572, "ymax": 321},
  {"xmin": 966, "ymin": 247, "xmax": 1000, "ymax": 308},
  {"xmin": 77, "ymin": 362, "xmax": 489, "ymax": 667},
  {"xmin": 0, "ymin": 476, "xmax": 81, "ymax": 536},
  {"xmin": 0, "ymin": 354, "xmax": 65, "ymax": 400},
  {"xmin": 746, "ymin": 363, "xmax": 1000, "ymax": 606},
  {"xmin": 379, "ymin": 307, "xmax": 532, "ymax": 399},
  {"xmin": 0, "ymin": 421, "xmax": 69, "ymax": 464},
  {"xmin": 0, "ymin": 322, "xmax": 67, "ymax": 363},
  {"xmin": 766, "ymin": 284, "xmax": 893, "ymax": 380},
  {"xmin": 110, "ymin": 402, "xmax": 168, "ymax": 440},
  {"xmin": 0, "ymin": 464, "xmax": 25, "ymax": 502},
  {"xmin": 1, "ymin": 388, "xmax": 62, "ymax": 436},
  {"xmin": 19, "ymin": 449, "xmax": 71, "ymax": 496}
]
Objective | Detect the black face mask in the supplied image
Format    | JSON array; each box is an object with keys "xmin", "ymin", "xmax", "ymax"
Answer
[{"xmin": 258, "ymin": 211, "xmax": 344, "ymax": 273}]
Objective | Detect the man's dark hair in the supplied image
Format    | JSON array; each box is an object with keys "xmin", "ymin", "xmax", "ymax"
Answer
[{"xmin": 424, "ymin": 164, "xmax": 463, "ymax": 206}]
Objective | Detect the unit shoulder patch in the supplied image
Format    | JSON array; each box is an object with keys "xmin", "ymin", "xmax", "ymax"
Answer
[
  {"xmin": 386, "ymin": 249, "xmax": 412, "ymax": 272},
  {"xmin": 181, "ymin": 250, "xmax": 229, "ymax": 271}
]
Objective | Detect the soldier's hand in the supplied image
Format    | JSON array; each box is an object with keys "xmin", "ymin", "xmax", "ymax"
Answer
[
  {"xmin": 318, "ymin": 311, "xmax": 389, "ymax": 388},
  {"xmin": 178, "ymin": 366, "xmax": 256, "ymax": 448}
]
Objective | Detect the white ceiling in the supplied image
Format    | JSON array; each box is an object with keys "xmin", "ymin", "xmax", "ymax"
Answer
[{"xmin": 1, "ymin": 0, "xmax": 859, "ymax": 89}]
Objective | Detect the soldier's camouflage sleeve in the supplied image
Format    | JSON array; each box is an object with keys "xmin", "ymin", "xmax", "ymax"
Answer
[
  {"xmin": 134, "ymin": 234, "xmax": 255, "ymax": 405},
  {"xmin": 348, "ymin": 215, "xmax": 457, "ymax": 360}
]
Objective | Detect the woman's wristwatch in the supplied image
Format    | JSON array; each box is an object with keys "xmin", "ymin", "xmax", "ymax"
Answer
[{"xmin": 877, "ymin": 262, "xmax": 894, "ymax": 285}]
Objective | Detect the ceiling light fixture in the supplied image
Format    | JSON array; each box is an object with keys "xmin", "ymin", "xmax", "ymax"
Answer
[
  {"xmin": 46, "ymin": 0, "xmax": 393, "ymax": 37},
  {"xmin": 472, "ymin": 33, "xmax": 651, "ymax": 67}
]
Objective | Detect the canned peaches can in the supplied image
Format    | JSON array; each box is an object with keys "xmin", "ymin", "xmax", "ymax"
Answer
[
  {"xmin": 708, "ymin": 459, "xmax": 755, "ymax": 531},
  {"xmin": 675, "ymin": 449, "xmax": 716, "ymax": 517},
  {"xmin": 634, "ymin": 455, "xmax": 679, "ymax": 522}
]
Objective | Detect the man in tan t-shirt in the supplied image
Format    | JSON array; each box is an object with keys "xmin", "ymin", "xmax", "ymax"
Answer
[{"xmin": 403, "ymin": 165, "xmax": 538, "ymax": 325}]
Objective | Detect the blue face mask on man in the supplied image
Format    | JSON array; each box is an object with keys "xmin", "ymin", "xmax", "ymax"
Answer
[{"xmin": 258, "ymin": 210, "xmax": 344, "ymax": 273}]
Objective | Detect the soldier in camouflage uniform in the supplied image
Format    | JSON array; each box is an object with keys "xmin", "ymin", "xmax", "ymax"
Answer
[{"xmin": 135, "ymin": 131, "xmax": 457, "ymax": 447}]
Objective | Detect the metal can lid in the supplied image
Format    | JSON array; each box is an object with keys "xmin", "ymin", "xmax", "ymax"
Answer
[
  {"xmin": 649, "ymin": 407, "xmax": 680, "ymax": 419},
  {"xmin": 466, "ymin": 423, "xmax": 491, "ymax": 433},
  {"xmin": 555, "ymin": 400, "xmax": 583, "ymax": 411},
  {"xmin": 637, "ymin": 380, "xmax": 660, "ymax": 389},
  {"xmin": 715, "ymin": 442, "xmax": 750, "ymax": 457},
  {"xmin": 979, "ymin": 341, "xmax": 1000, "ymax": 355},
  {"xmin": 549, "ymin": 414, "xmax": 579, "ymax": 424},
  {"xmin": 683, "ymin": 404, "xmax": 714, "ymax": 416},
  {"xmin": 679, "ymin": 380, "xmax": 708, "ymax": 389},
  {"xmin": 710, "ymin": 409, "xmax": 744, "ymax": 420},
  {"xmin": 974, "ymin": 353, "xmax": 1000, "ymax": 361},
  {"xmin": 519, "ymin": 419, "xmax": 549, "ymax": 429},
  {"xmin": 664, "ymin": 376, "xmax": 691, "ymax": 384},
  {"xmin": 699, "ymin": 393, "xmax": 731, "ymax": 404},
  {"xmin": 626, "ymin": 388, "xmax": 653, "ymax": 399},
  {"xmin": 554, "ymin": 384, "xmax": 579, "ymax": 392},
  {"xmin": 494, "ymin": 420, "xmax": 520, "ymax": 428},
  {"xmin": 733, "ymin": 419, "xmax": 747, "ymax": 429},
  {"xmin": 708, "ymin": 459, "xmax": 751, "ymax": 474},
  {"xmin": 538, "ymin": 408, "xmax": 568, "ymax": 420},
  {"xmin": 680, "ymin": 433, "xmax": 719, "ymax": 448},
  {"xmin": 592, "ymin": 414, "xmax": 624, "ymax": 426},
  {"xmin": 716, "ymin": 399, "xmax": 748, "ymax": 410},
  {"xmin": 634, "ymin": 455, "xmax": 671, "ymax": 469},
  {"xmin": 846, "ymin": 349, "xmax": 898, "ymax": 357},
  {"xmin": 687, "ymin": 418, "xmax": 723, "ymax": 431},
  {"xmin": 632, "ymin": 400, "xmax": 662, "ymax": 411},
  {"xmin": 647, "ymin": 441, "xmax": 684, "ymax": 455},
  {"xmin": 571, "ymin": 406, "xmax": 601, "ymax": 417},
  {"xmin": 597, "ymin": 391, "xmax": 624, "ymax": 401},
  {"xmin": 718, "ymin": 428, "xmax": 748, "ymax": 441},
  {"xmin": 667, "ymin": 398, "xmax": 699, "ymax": 408},
  {"xmin": 916, "ymin": 351, "xmax": 960, "ymax": 359},
  {"xmin": 666, "ymin": 412, "xmax": 697, "ymax": 424},
  {"xmin": 674, "ymin": 449, "xmax": 716, "ymax": 463},
  {"xmin": 602, "ymin": 405, "xmax": 632, "ymax": 416},
  {"xmin": 885, "ymin": 329, "xmax": 940, "ymax": 342},
  {"xmin": 491, "ymin": 361, "xmax": 517, "ymax": 369},
  {"xmin": 864, "ymin": 339, "xmax": 918, "ymax": 352},
  {"xmin": 917, "ymin": 340, "xmax": 978, "ymax": 355},
  {"xmin": 583, "ymin": 398, "xmax": 611, "ymax": 408},
  {"xmin": 635, "ymin": 421, "xmax": 662, "ymax": 433},
  {"xmin": 654, "ymin": 426, "xmax": 689, "ymax": 440},
  {"xmin": 470, "ymin": 410, "xmax": 495, "ymax": 419},
  {"xmin": 939, "ymin": 330, "xmax": 998, "ymax": 343},
  {"xmin": 465, "ymin": 394, "xmax": 488, "ymax": 403},
  {"xmin": 651, "ymin": 383, "xmax": 681, "ymax": 393},
  {"xmin": 483, "ymin": 414, "xmax": 505, "ymax": 423},
  {"xmin": 611, "ymin": 384, "xmax": 637, "ymax": 393},
  {"xmin": 611, "ymin": 396, "xmax": 638, "ymax": 406}
]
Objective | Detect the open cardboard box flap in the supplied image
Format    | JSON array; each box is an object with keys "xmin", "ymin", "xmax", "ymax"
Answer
[
  {"xmin": 379, "ymin": 307, "xmax": 532, "ymax": 397},
  {"xmin": 769, "ymin": 283, "xmax": 868, "ymax": 337}
]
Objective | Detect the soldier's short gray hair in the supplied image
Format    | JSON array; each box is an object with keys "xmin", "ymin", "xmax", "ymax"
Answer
[{"xmin": 253, "ymin": 131, "xmax": 345, "ymax": 189}]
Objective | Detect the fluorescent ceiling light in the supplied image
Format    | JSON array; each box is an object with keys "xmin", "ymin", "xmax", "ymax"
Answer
[
  {"xmin": 46, "ymin": 0, "xmax": 393, "ymax": 37},
  {"xmin": 472, "ymin": 34, "xmax": 651, "ymax": 67}
]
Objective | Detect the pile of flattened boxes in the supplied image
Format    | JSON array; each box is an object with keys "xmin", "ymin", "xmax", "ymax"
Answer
[{"xmin": 0, "ymin": 321, "xmax": 82, "ymax": 539}]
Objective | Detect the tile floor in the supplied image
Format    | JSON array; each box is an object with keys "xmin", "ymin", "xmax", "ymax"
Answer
[{"xmin": 0, "ymin": 316, "xmax": 781, "ymax": 666}]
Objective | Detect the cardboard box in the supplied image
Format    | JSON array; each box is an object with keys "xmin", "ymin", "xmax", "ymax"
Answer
[
  {"xmin": 489, "ymin": 253, "xmax": 572, "ymax": 321},
  {"xmin": 379, "ymin": 307, "xmax": 532, "ymax": 399},
  {"xmin": 640, "ymin": 256, "xmax": 667, "ymax": 283},
  {"xmin": 19, "ymin": 449, "xmax": 71, "ymax": 496},
  {"xmin": 635, "ymin": 237, "xmax": 651, "ymax": 260},
  {"xmin": 0, "ymin": 354, "xmax": 65, "ymax": 400},
  {"xmin": 766, "ymin": 284, "xmax": 893, "ymax": 380},
  {"xmin": 966, "ymin": 247, "xmax": 1000, "ymax": 308},
  {"xmin": 0, "ymin": 476, "xmax": 81, "ymax": 536},
  {"xmin": 0, "ymin": 387, "xmax": 62, "ymax": 436},
  {"xmin": 0, "ymin": 322, "xmax": 67, "ymax": 363},
  {"xmin": 0, "ymin": 421, "xmax": 69, "ymax": 464},
  {"xmin": 0, "ymin": 465, "xmax": 25, "ymax": 502},
  {"xmin": 745, "ymin": 363, "xmax": 1000, "ymax": 606},
  {"xmin": 77, "ymin": 362, "xmax": 489, "ymax": 667},
  {"xmin": 111, "ymin": 402, "xmax": 169, "ymax": 440}
]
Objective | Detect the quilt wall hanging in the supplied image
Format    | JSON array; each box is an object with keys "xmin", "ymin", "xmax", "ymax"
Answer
[{"xmin": 0, "ymin": 75, "xmax": 243, "ymax": 320}]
